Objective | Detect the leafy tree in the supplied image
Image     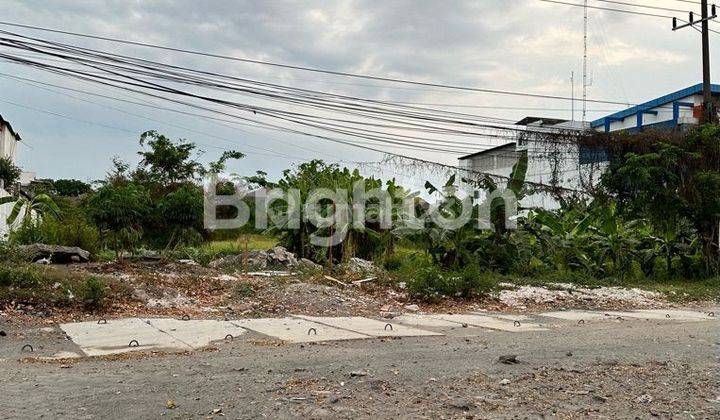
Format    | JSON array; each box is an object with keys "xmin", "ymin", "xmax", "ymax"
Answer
[
  {"xmin": 156, "ymin": 184, "xmax": 205, "ymax": 249},
  {"xmin": 0, "ymin": 156, "xmax": 21, "ymax": 190},
  {"xmin": 86, "ymin": 183, "xmax": 150, "ymax": 258},
  {"xmin": 602, "ymin": 125, "xmax": 720, "ymax": 273},
  {"xmin": 52, "ymin": 179, "xmax": 92, "ymax": 197},
  {"xmin": 0, "ymin": 193, "xmax": 60, "ymax": 225}
]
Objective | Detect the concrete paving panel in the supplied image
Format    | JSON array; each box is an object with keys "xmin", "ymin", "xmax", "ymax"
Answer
[
  {"xmin": 634, "ymin": 309, "xmax": 717, "ymax": 321},
  {"xmin": 430, "ymin": 314, "xmax": 548, "ymax": 332},
  {"xmin": 539, "ymin": 311, "xmax": 613, "ymax": 321},
  {"xmin": 296, "ymin": 316, "xmax": 443, "ymax": 337},
  {"xmin": 60, "ymin": 318, "xmax": 191, "ymax": 356},
  {"xmin": 145, "ymin": 318, "xmax": 247, "ymax": 348},
  {"xmin": 233, "ymin": 317, "xmax": 370, "ymax": 343},
  {"xmin": 392, "ymin": 314, "xmax": 472, "ymax": 328}
]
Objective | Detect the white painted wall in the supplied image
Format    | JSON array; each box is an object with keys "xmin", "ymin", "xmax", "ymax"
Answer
[
  {"xmin": 0, "ymin": 120, "xmax": 23, "ymax": 239},
  {"xmin": 602, "ymin": 93, "xmax": 702, "ymax": 132},
  {"xmin": 0, "ymin": 123, "xmax": 18, "ymax": 161}
]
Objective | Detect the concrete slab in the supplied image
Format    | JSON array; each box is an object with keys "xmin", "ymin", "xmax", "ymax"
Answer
[
  {"xmin": 145, "ymin": 318, "xmax": 247, "ymax": 348},
  {"xmin": 539, "ymin": 310, "xmax": 612, "ymax": 321},
  {"xmin": 233, "ymin": 317, "xmax": 370, "ymax": 343},
  {"xmin": 471, "ymin": 312, "xmax": 531, "ymax": 322},
  {"xmin": 430, "ymin": 314, "xmax": 548, "ymax": 332},
  {"xmin": 392, "ymin": 314, "xmax": 471, "ymax": 328},
  {"xmin": 604, "ymin": 310, "xmax": 716, "ymax": 321},
  {"xmin": 634, "ymin": 309, "xmax": 717, "ymax": 321},
  {"xmin": 60, "ymin": 318, "xmax": 191, "ymax": 356},
  {"xmin": 296, "ymin": 316, "xmax": 443, "ymax": 337}
]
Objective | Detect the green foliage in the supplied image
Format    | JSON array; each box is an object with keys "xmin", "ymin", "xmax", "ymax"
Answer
[
  {"xmin": 156, "ymin": 184, "xmax": 205, "ymax": 248},
  {"xmin": 262, "ymin": 159, "xmax": 398, "ymax": 265},
  {"xmin": 1, "ymin": 193, "xmax": 60, "ymax": 226},
  {"xmin": 51, "ymin": 179, "xmax": 93, "ymax": 197},
  {"xmin": 0, "ymin": 263, "xmax": 127, "ymax": 310},
  {"xmin": 0, "ymin": 156, "xmax": 21, "ymax": 189},
  {"xmin": 77, "ymin": 276, "xmax": 106, "ymax": 309},
  {"xmin": 602, "ymin": 125, "xmax": 720, "ymax": 273},
  {"xmin": 87, "ymin": 183, "xmax": 150, "ymax": 256}
]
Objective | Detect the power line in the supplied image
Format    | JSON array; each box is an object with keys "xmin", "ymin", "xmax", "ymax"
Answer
[
  {"xmin": 594, "ymin": 0, "xmax": 691, "ymax": 14},
  {"xmin": 0, "ymin": 20, "xmax": 636, "ymax": 106},
  {"xmin": 538, "ymin": 0, "xmax": 720, "ymax": 33}
]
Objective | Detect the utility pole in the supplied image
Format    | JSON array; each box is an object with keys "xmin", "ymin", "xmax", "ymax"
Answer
[
  {"xmin": 582, "ymin": 0, "xmax": 588, "ymax": 122},
  {"xmin": 571, "ymin": 71, "xmax": 575, "ymax": 123},
  {"xmin": 673, "ymin": 1, "xmax": 718, "ymax": 123}
]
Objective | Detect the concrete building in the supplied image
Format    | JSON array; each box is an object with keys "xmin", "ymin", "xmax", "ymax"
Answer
[
  {"xmin": 459, "ymin": 84, "xmax": 720, "ymax": 210},
  {"xmin": 591, "ymin": 83, "xmax": 720, "ymax": 133},
  {"xmin": 0, "ymin": 114, "xmax": 24, "ymax": 238}
]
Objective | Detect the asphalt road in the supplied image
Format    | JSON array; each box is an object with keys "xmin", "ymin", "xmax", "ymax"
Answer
[{"xmin": 1, "ymin": 315, "xmax": 719, "ymax": 419}]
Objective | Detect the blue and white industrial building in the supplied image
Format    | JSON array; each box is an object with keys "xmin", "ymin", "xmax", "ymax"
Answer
[{"xmin": 459, "ymin": 84, "xmax": 720, "ymax": 209}]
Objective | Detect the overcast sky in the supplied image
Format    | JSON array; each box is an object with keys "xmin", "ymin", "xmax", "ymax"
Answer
[{"xmin": 0, "ymin": 0, "xmax": 717, "ymax": 190}]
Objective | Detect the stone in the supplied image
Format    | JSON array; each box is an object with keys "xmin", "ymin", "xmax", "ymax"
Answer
[
  {"xmin": 350, "ymin": 370, "xmax": 368, "ymax": 377},
  {"xmin": 498, "ymin": 355, "xmax": 519, "ymax": 364},
  {"xmin": 267, "ymin": 246, "xmax": 298, "ymax": 268},
  {"xmin": 0, "ymin": 330, "xmax": 6, "ymax": 337},
  {"xmin": 500, "ymin": 379, "xmax": 511, "ymax": 386},
  {"xmin": 636, "ymin": 394, "xmax": 653, "ymax": 404},
  {"xmin": 298, "ymin": 258, "xmax": 322, "ymax": 272},
  {"xmin": 19, "ymin": 244, "xmax": 91, "ymax": 264},
  {"xmin": 341, "ymin": 257, "xmax": 378, "ymax": 275},
  {"xmin": 448, "ymin": 398, "xmax": 471, "ymax": 410},
  {"xmin": 404, "ymin": 304, "xmax": 420, "ymax": 312}
]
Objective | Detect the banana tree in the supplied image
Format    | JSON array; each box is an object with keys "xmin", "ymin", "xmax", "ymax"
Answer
[{"xmin": 0, "ymin": 193, "xmax": 60, "ymax": 225}]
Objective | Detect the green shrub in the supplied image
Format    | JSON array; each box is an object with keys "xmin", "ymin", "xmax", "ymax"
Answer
[
  {"xmin": 77, "ymin": 276, "xmax": 106, "ymax": 310},
  {"xmin": 382, "ymin": 253, "xmax": 405, "ymax": 271},
  {"xmin": 0, "ymin": 264, "xmax": 43, "ymax": 288}
]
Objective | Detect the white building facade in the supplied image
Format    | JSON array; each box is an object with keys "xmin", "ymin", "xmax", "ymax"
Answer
[{"xmin": 0, "ymin": 114, "xmax": 23, "ymax": 238}]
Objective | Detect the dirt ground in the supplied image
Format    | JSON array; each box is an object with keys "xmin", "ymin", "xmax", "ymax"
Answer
[{"xmin": 3, "ymin": 259, "xmax": 701, "ymax": 327}]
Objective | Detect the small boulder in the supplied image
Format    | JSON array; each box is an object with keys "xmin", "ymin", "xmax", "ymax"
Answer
[{"xmin": 19, "ymin": 244, "xmax": 90, "ymax": 264}]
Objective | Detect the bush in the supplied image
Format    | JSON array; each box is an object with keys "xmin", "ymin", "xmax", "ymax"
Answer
[
  {"xmin": 10, "ymin": 216, "xmax": 100, "ymax": 255},
  {"xmin": 77, "ymin": 276, "xmax": 106, "ymax": 310}
]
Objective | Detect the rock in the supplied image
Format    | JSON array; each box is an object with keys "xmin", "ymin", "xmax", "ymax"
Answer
[
  {"xmin": 500, "ymin": 379, "xmax": 511, "ymax": 386},
  {"xmin": 0, "ymin": 330, "xmax": 6, "ymax": 337},
  {"xmin": 636, "ymin": 394, "xmax": 653, "ymax": 404},
  {"xmin": 404, "ymin": 304, "xmax": 420, "ymax": 312},
  {"xmin": 19, "ymin": 244, "xmax": 90, "ymax": 264},
  {"xmin": 448, "ymin": 398, "xmax": 471, "ymax": 410},
  {"xmin": 566, "ymin": 351, "xmax": 573, "ymax": 357},
  {"xmin": 208, "ymin": 246, "xmax": 303, "ymax": 271},
  {"xmin": 341, "ymin": 257, "xmax": 378, "ymax": 275},
  {"xmin": 209, "ymin": 251, "xmax": 267, "ymax": 270},
  {"xmin": 499, "ymin": 355, "xmax": 519, "ymax": 364},
  {"xmin": 298, "ymin": 258, "xmax": 322, "ymax": 272},
  {"xmin": 177, "ymin": 259, "xmax": 197, "ymax": 266},
  {"xmin": 267, "ymin": 246, "xmax": 298, "ymax": 268},
  {"xmin": 165, "ymin": 400, "xmax": 176, "ymax": 409},
  {"xmin": 398, "ymin": 282, "xmax": 407, "ymax": 289},
  {"xmin": 349, "ymin": 370, "xmax": 368, "ymax": 377},
  {"xmin": 138, "ymin": 250, "xmax": 162, "ymax": 261}
]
